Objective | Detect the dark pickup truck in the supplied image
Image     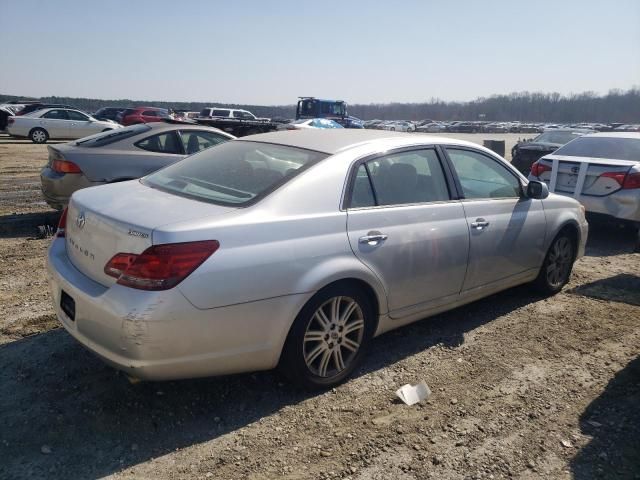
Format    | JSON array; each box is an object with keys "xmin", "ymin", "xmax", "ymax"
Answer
[{"xmin": 195, "ymin": 107, "xmax": 280, "ymax": 137}]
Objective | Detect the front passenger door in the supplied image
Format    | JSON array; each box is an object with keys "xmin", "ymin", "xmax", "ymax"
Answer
[{"xmin": 444, "ymin": 147, "xmax": 547, "ymax": 292}]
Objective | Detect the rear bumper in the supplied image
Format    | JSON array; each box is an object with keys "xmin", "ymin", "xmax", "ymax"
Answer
[
  {"xmin": 46, "ymin": 238, "xmax": 307, "ymax": 381},
  {"xmin": 40, "ymin": 167, "xmax": 97, "ymax": 210},
  {"xmin": 552, "ymin": 190, "xmax": 640, "ymax": 223}
]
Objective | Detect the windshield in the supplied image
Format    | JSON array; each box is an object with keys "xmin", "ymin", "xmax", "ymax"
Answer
[
  {"xmin": 534, "ymin": 131, "xmax": 584, "ymax": 145},
  {"xmin": 553, "ymin": 136, "xmax": 640, "ymax": 161},
  {"xmin": 143, "ymin": 141, "xmax": 328, "ymax": 206},
  {"xmin": 75, "ymin": 124, "xmax": 151, "ymax": 147}
]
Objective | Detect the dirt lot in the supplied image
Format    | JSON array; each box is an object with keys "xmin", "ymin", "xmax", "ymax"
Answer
[{"xmin": 0, "ymin": 133, "xmax": 638, "ymax": 480}]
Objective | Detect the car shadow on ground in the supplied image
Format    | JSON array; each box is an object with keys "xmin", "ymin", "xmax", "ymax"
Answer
[
  {"xmin": 584, "ymin": 218, "xmax": 639, "ymax": 257},
  {"xmin": 0, "ymin": 283, "xmax": 543, "ymax": 480},
  {"xmin": 569, "ymin": 273, "xmax": 640, "ymax": 307},
  {"xmin": 571, "ymin": 356, "xmax": 640, "ymax": 479}
]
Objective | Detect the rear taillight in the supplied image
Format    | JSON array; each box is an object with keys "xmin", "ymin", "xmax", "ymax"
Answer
[
  {"xmin": 601, "ymin": 170, "xmax": 640, "ymax": 189},
  {"xmin": 56, "ymin": 207, "xmax": 68, "ymax": 238},
  {"xmin": 104, "ymin": 240, "xmax": 219, "ymax": 291},
  {"xmin": 52, "ymin": 159, "xmax": 82, "ymax": 174},
  {"xmin": 530, "ymin": 161, "xmax": 551, "ymax": 177}
]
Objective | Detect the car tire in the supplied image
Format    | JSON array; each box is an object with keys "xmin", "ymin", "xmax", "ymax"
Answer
[
  {"xmin": 534, "ymin": 230, "xmax": 576, "ymax": 295},
  {"xmin": 390, "ymin": 127, "xmax": 395, "ymax": 131},
  {"xmin": 279, "ymin": 283, "xmax": 375, "ymax": 389},
  {"xmin": 30, "ymin": 128, "xmax": 49, "ymax": 144}
]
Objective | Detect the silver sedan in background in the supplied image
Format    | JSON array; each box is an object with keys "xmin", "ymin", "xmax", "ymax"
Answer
[
  {"xmin": 40, "ymin": 122, "xmax": 235, "ymax": 209},
  {"xmin": 47, "ymin": 130, "xmax": 588, "ymax": 388}
]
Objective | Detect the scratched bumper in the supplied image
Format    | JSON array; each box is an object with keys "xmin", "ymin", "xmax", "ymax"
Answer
[
  {"xmin": 46, "ymin": 237, "xmax": 304, "ymax": 381},
  {"xmin": 550, "ymin": 190, "xmax": 640, "ymax": 223}
]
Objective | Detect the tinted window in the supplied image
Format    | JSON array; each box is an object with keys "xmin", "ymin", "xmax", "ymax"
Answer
[
  {"xmin": 534, "ymin": 131, "xmax": 583, "ymax": 144},
  {"xmin": 199, "ymin": 108, "xmax": 211, "ymax": 116},
  {"xmin": 42, "ymin": 110, "xmax": 68, "ymax": 120},
  {"xmin": 75, "ymin": 124, "xmax": 152, "ymax": 147},
  {"xmin": 212, "ymin": 109, "xmax": 231, "ymax": 117},
  {"xmin": 553, "ymin": 136, "xmax": 640, "ymax": 161},
  {"xmin": 180, "ymin": 130, "xmax": 229, "ymax": 155},
  {"xmin": 350, "ymin": 164, "xmax": 376, "ymax": 208},
  {"xmin": 447, "ymin": 148, "xmax": 520, "ymax": 199},
  {"xmin": 352, "ymin": 149, "xmax": 450, "ymax": 207},
  {"xmin": 143, "ymin": 141, "xmax": 327, "ymax": 206},
  {"xmin": 136, "ymin": 132, "xmax": 182, "ymax": 154},
  {"xmin": 67, "ymin": 110, "xmax": 90, "ymax": 121}
]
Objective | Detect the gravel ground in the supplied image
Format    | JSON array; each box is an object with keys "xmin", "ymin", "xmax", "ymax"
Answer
[{"xmin": 0, "ymin": 133, "xmax": 638, "ymax": 480}]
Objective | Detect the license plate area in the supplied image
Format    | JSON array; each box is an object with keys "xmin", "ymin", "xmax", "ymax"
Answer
[{"xmin": 60, "ymin": 290, "xmax": 76, "ymax": 321}]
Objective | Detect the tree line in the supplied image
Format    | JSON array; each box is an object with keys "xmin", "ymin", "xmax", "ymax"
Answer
[{"xmin": 2, "ymin": 88, "xmax": 638, "ymax": 123}]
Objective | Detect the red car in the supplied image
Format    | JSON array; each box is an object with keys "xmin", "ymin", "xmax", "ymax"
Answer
[{"xmin": 118, "ymin": 107, "xmax": 170, "ymax": 126}]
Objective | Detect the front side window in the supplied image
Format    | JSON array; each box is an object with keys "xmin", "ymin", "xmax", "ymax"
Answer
[
  {"xmin": 136, "ymin": 132, "xmax": 182, "ymax": 154},
  {"xmin": 143, "ymin": 141, "xmax": 327, "ymax": 206},
  {"xmin": 67, "ymin": 110, "xmax": 90, "ymax": 121},
  {"xmin": 446, "ymin": 148, "xmax": 521, "ymax": 199},
  {"xmin": 348, "ymin": 149, "xmax": 450, "ymax": 208},
  {"xmin": 212, "ymin": 109, "xmax": 231, "ymax": 117},
  {"xmin": 42, "ymin": 110, "xmax": 68, "ymax": 120},
  {"xmin": 180, "ymin": 130, "xmax": 229, "ymax": 154}
]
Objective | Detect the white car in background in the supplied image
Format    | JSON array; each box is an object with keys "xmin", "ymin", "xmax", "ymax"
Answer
[
  {"xmin": 529, "ymin": 132, "xmax": 640, "ymax": 227},
  {"xmin": 382, "ymin": 121, "xmax": 415, "ymax": 132},
  {"xmin": 7, "ymin": 108, "xmax": 121, "ymax": 143}
]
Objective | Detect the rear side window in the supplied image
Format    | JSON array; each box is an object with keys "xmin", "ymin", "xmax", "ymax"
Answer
[
  {"xmin": 211, "ymin": 109, "xmax": 230, "ymax": 117},
  {"xmin": 180, "ymin": 130, "xmax": 229, "ymax": 154},
  {"xmin": 42, "ymin": 110, "xmax": 68, "ymax": 120},
  {"xmin": 348, "ymin": 149, "xmax": 450, "ymax": 208},
  {"xmin": 446, "ymin": 148, "xmax": 521, "ymax": 199},
  {"xmin": 143, "ymin": 141, "xmax": 327, "ymax": 206},
  {"xmin": 553, "ymin": 136, "xmax": 640, "ymax": 161},
  {"xmin": 136, "ymin": 132, "xmax": 182, "ymax": 154}
]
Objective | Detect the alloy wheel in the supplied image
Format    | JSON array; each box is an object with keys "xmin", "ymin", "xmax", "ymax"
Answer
[
  {"xmin": 545, "ymin": 236, "xmax": 573, "ymax": 288},
  {"xmin": 32, "ymin": 130, "xmax": 47, "ymax": 143},
  {"xmin": 303, "ymin": 296, "xmax": 365, "ymax": 378}
]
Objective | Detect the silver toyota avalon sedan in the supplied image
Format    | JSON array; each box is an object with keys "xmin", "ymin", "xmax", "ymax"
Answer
[{"xmin": 47, "ymin": 130, "xmax": 588, "ymax": 388}]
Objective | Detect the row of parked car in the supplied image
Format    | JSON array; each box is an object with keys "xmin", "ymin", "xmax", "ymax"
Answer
[{"xmin": 362, "ymin": 119, "xmax": 639, "ymax": 134}]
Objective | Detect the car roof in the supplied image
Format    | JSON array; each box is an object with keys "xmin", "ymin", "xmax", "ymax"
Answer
[
  {"xmin": 583, "ymin": 132, "xmax": 640, "ymax": 139},
  {"xmin": 241, "ymin": 129, "xmax": 478, "ymax": 154}
]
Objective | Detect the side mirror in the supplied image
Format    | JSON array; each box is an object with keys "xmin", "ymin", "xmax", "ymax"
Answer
[{"xmin": 526, "ymin": 180, "xmax": 549, "ymax": 199}]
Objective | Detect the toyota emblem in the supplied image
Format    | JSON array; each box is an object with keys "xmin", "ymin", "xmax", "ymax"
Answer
[{"xmin": 76, "ymin": 212, "xmax": 86, "ymax": 229}]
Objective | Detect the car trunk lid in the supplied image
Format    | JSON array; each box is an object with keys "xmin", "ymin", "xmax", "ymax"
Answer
[
  {"xmin": 65, "ymin": 180, "xmax": 236, "ymax": 287},
  {"xmin": 534, "ymin": 154, "xmax": 637, "ymax": 197}
]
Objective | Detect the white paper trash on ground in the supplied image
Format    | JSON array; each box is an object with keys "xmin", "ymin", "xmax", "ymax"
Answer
[{"xmin": 395, "ymin": 381, "xmax": 432, "ymax": 406}]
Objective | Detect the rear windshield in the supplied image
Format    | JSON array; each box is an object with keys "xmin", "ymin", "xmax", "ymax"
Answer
[
  {"xmin": 75, "ymin": 124, "xmax": 152, "ymax": 147},
  {"xmin": 553, "ymin": 136, "xmax": 640, "ymax": 161},
  {"xmin": 142, "ymin": 141, "xmax": 328, "ymax": 206},
  {"xmin": 534, "ymin": 131, "xmax": 584, "ymax": 145}
]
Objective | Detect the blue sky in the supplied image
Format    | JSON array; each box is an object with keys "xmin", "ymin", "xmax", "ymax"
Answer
[{"xmin": 1, "ymin": 0, "xmax": 638, "ymax": 105}]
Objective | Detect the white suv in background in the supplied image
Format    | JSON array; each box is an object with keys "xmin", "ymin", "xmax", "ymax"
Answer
[{"xmin": 199, "ymin": 107, "xmax": 260, "ymax": 120}]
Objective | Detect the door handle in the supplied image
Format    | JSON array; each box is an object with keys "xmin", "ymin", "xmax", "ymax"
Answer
[
  {"xmin": 470, "ymin": 218, "xmax": 490, "ymax": 230},
  {"xmin": 359, "ymin": 233, "xmax": 388, "ymax": 246}
]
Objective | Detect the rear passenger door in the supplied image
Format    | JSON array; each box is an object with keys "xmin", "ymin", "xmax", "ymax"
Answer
[
  {"xmin": 345, "ymin": 148, "xmax": 469, "ymax": 317},
  {"xmin": 40, "ymin": 110, "xmax": 70, "ymax": 138},
  {"xmin": 444, "ymin": 147, "xmax": 547, "ymax": 291}
]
